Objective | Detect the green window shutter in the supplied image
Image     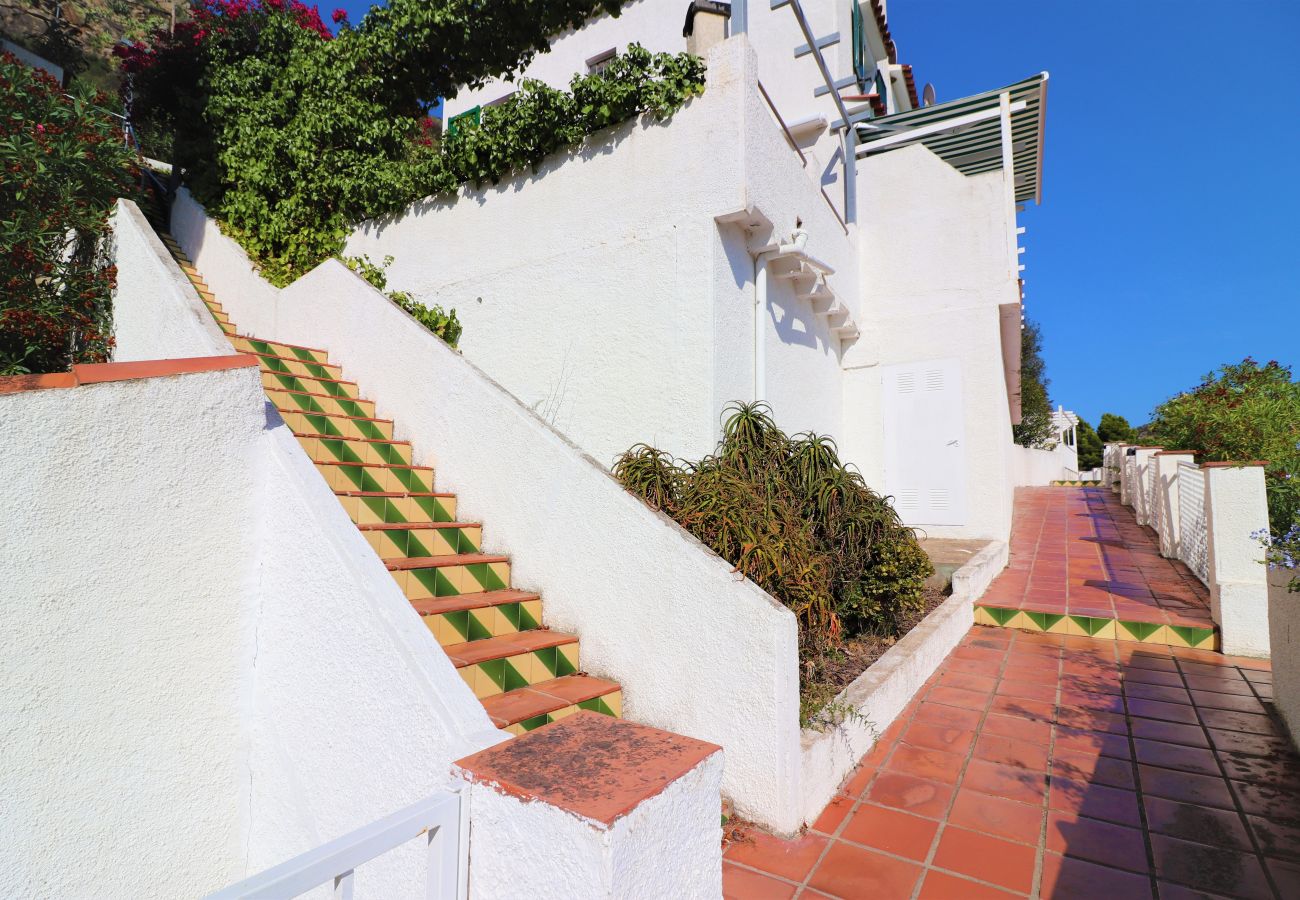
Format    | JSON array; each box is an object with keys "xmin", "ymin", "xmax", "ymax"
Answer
[
  {"xmin": 447, "ymin": 105, "xmax": 482, "ymax": 138},
  {"xmin": 851, "ymin": 1, "xmax": 868, "ymax": 90}
]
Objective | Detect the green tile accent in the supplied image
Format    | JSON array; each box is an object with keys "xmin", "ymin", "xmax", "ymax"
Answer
[
  {"xmin": 444, "ymin": 609, "xmax": 469, "ymax": 641},
  {"xmin": 467, "ymin": 563, "xmax": 507, "ymax": 592},
  {"xmin": 555, "ymin": 648, "xmax": 577, "ymax": 677},
  {"xmin": 304, "ymin": 414, "xmax": 342, "ymax": 436},
  {"xmin": 373, "ymin": 442, "xmax": 407, "ymax": 465},
  {"xmin": 1070, "ymin": 615, "xmax": 1109, "ymax": 637},
  {"xmin": 578, "ymin": 697, "xmax": 615, "ymax": 717},
  {"xmin": 392, "ymin": 467, "xmax": 432, "ymax": 493},
  {"xmin": 364, "ymin": 495, "xmax": 403, "ymax": 523},
  {"xmin": 517, "ymin": 603, "xmax": 539, "ymax": 631},
  {"xmin": 354, "ymin": 419, "xmax": 386, "ymax": 440},
  {"xmin": 304, "ymin": 362, "xmax": 333, "ymax": 379},
  {"xmin": 983, "ymin": 606, "xmax": 1019, "ymax": 626},
  {"xmin": 410, "ymin": 567, "xmax": 459, "ymax": 597},
  {"xmin": 520, "ymin": 714, "xmax": 550, "ymax": 731},
  {"xmin": 1169, "ymin": 625, "xmax": 1214, "ymax": 648},
  {"xmin": 321, "ymin": 379, "xmax": 348, "ymax": 397},
  {"xmin": 1024, "ymin": 611, "xmax": 1064, "ymax": 632},
  {"xmin": 534, "ymin": 646, "xmax": 558, "ymax": 678},
  {"xmin": 479, "ymin": 658, "xmax": 505, "ymax": 690},
  {"xmin": 321, "ymin": 438, "xmax": 364, "ymax": 464},
  {"xmin": 499, "ymin": 602, "xmax": 522, "ymax": 630},
  {"xmin": 502, "ymin": 659, "xmax": 529, "ymax": 692},
  {"xmin": 406, "ymin": 531, "xmax": 432, "ymax": 557},
  {"xmin": 290, "ymin": 345, "xmax": 318, "ymax": 362},
  {"xmin": 263, "ymin": 355, "xmax": 291, "ymax": 374},
  {"xmin": 466, "ymin": 611, "xmax": 492, "ymax": 642},
  {"xmin": 459, "ymin": 528, "xmax": 479, "ymax": 554},
  {"xmin": 1119, "ymin": 620, "xmax": 1161, "ymax": 642}
]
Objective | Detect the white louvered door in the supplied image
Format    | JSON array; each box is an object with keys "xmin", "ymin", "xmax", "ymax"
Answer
[{"xmin": 881, "ymin": 358, "xmax": 968, "ymax": 526}]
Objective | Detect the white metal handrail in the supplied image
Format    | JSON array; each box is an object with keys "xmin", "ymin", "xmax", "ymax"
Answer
[{"xmin": 203, "ymin": 788, "xmax": 468, "ymax": 900}]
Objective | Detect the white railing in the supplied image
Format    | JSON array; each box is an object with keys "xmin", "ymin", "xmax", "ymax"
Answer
[
  {"xmin": 203, "ymin": 789, "xmax": 468, "ymax": 900},
  {"xmin": 1178, "ymin": 462, "xmax": 1210, "ymax": 586}
]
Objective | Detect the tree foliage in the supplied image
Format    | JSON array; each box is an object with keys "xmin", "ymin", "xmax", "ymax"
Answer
[
  {"xmin": 1075, "ymin": 417, "xmax": 1103, "ymax": 471},
  {"xmin": 1, "ymin": 52, "xmax": 137, "ymax": 374},
  {"xmin": 1148, "ymin": 358, "xmax": 1300, "ymax": 536},
  {"xmin": 117, "ymin": 0, "xmax": 706, "ymax": 285},
  {"xmin": 1097, "ymin": 412, "xmax": 1137, "ymax": 445},
  {"xmin": 1013, "ymin": 318, "xmax": 1054, "ymax": 447},
  {"xmin": 614, "ymin": 403, "xmax": 933, "ymax": 649}
]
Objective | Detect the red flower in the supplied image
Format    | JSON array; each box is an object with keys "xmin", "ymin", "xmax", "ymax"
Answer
[{"xmin": 331, "ymin": 8, "xmax": 347, "ymax": 23}]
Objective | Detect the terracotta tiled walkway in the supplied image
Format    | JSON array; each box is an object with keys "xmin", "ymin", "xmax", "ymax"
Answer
[
  {"xmin": 726, "ymin": 490, "xmax": 1298, "ymax": 899},
  {"xmin": 982, "ymin": 487, "xmax": 1214, "ymax": 634}
]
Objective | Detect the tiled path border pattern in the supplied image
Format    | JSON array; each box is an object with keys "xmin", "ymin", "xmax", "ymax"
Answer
[
  {"xmin": 725, "ymin": 628, "xmax": 1296, "ymax": 898},
  {"xmin": 975, "ymin": 488, "xmax": 1216, "ymax": 650}
]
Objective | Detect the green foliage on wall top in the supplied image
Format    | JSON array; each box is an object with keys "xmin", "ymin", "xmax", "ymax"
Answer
[{"xmin": 119, "ymin": 1, "xmax": 705, "ymax": 287}]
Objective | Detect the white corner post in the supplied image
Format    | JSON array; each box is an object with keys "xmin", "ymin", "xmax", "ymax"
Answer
[
  {"xmin": 1131, "ymin": 447, "xmax": 1161, "ymax": 526},
  {"xmin": 1203, "ymin": 463, "xmax": 1272, "ymax": 658},
  {"xmin": 999, "ymin": 92, "xmax": 1019, "ymax": 277},
  {"xmin": 1120, "ymin": 446, "xmax": 1135, "ymax": 505},
  {"xmin": 1153, "ymin": 451, "xmax": 1196, "ymax": 559}
]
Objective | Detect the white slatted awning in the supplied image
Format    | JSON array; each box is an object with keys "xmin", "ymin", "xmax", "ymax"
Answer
[{"xmin": 855, "ymin": 73, "xmax": 1049, "ymax": 204}]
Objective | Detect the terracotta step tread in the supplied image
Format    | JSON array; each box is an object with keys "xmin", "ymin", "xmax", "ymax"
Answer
[
  {"xmin": 334, "ymin": 490, "xmax": 456, "ymax": 498},
  {"xmin": 410, "ymin": 589, "xmax": 538, "ymax": 617},
  {"xmin": 444, "ymin": 630, "xmax": 577, "ymax": 667},
  {"xmin": 385, "ymin": 553, "xmax": 508, "ymax": 571},
  {"xmin": 235, "ymin": 334, "xmax": 330, "ymax": 354},
  {"xmin": 481, "ymin": 676, "xmax": 621, "ymax": 728},
  {"xmin": 295, "ymin": 432, "xmax": 410, "ymax": 446},
  {"xmin": 267, "ymin": 387, "xmax": 373, "ymax": 404},
  {"xmin": 288, "ymin": 410, "xmax": 393, "ymax": 425},
  {"xmin": 360, "ymin": 521, "xmax": 479, "ymax": 532},
  {"xmin": 315, "ymin": 460, "xmax": 430, "ymax": 471}
]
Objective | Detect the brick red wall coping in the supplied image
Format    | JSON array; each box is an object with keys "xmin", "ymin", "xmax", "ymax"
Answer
[{"xmin": 0, "ymin": 355, "xmax": 258, "ymax": 396}]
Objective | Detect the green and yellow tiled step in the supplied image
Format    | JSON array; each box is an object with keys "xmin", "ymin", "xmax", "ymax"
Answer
[
  {"xmin": 150, "ymin": 221, "xmax": 622, "ymax": 737},
  {"xmin": 974, "ymin": 605, "xmax": 1218, "ymax": 650}
]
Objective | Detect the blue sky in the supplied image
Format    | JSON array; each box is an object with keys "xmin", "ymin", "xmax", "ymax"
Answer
[
  {"xmin": 330, "ymin": 0, "xmax": 1298, "ymax": 427},
  {"xmin": 888, "ymin": 0, "xmax": 1300, "ymax": 427}
]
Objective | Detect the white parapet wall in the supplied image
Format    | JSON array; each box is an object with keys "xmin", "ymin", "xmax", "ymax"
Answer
[
  {"xmin": 169, "ymin": 189, "xmax": 807, "ymax": 832},
  {"xmin": 111, "ymin": 199, "xmax": 231, "ymax": 361},
  {"xmin": 0, "ymin": 355, "xmax": 500, "ymax": 898},
  {"xmin": 1203, "ymin": 463, "xmax": 1272, "ymax": 657}
]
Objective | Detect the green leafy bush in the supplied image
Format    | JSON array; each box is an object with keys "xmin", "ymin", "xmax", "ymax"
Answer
[
  {"xmin": 614, "ymin": 403, "xmax": 933, "ymax": 647},
  {"xmin": 1075, "ymin": 417, "xmax": 1103, "ymax": 471},
  {"xmin": 1097, "ymin": 412, "xmax": 1137, "ymax": 444},
  {"xmin": 1013, "ymin": 318, "xmax": 1054, "ymax": 448},
  {"xmin": 1148, "ymin": 358, "xmax": 1300, "ymax": 537},
  {"xmin": 120, "ymin": 1, "xmax": 705, "ymax": 286},
  {"xmin": 1, "ymin": 52, "xmax": 137, "ymax": 374},
  {"xmin": 342, "ymin": 255, "xmax": 462, "ymax": 348}
]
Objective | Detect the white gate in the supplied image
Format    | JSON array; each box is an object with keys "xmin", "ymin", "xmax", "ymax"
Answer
[{"xmin": 882, "ymin": 358, "xmax": 968, "ymax": 526}]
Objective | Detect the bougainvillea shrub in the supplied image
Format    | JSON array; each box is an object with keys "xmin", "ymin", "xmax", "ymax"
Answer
[{"xmin": 1, "ymin": 52, "xmax": 137, "ymax": 374}]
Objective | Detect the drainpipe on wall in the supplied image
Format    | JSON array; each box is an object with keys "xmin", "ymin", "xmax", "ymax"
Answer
[{"xmin": 753, "ymin": 227, "xmax": 809, "ymax": 403}]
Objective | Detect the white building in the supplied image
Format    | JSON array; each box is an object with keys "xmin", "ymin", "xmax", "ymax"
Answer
[{"xmin": 347, "ymin": 0, "xmax": 1048, "ymax": 541}]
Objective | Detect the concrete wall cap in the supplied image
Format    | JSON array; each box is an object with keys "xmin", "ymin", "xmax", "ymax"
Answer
[
  {"xmin": 1201, "ymin": 460, "xmax": 1269, "ymax": 468},
  {"xmin": 0, "ymin": 354, "xmax": 257, "ymax": 395}
]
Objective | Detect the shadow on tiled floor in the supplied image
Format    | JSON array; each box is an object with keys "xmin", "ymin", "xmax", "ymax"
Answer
[{"xmin": 725, "ymin": 489, "xmax": 1298, "ymax": 899}]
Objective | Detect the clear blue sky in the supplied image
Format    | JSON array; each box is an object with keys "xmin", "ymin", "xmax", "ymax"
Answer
[
  {"xmin": 330, "ymin": 0, "xmax": 1298, "ymax": 427},
  {"xmin": 888, "ymin": 0, "xmax": 1300, "ymax": 428}
]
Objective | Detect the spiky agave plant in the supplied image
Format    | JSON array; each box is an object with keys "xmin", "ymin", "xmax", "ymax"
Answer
[{"xmin": 611, "ymin": 402, "xmax": 932, "ymax": 646}]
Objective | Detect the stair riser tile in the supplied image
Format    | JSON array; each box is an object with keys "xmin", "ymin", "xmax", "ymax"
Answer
[
  {"xmin": 318, "ymin": 464, "xmax": 435, "ymax": 494},
  {"xmin": 457, "ymin": 644, "xmax": 580, "ymax": 699},
  {"xmin": 339, "ymin": 494, "xmax": 457, "ymax": 526},
  {"xmin": 504, "ymin": 691, "xmax": 622, "ymax": 735},
  {"xmin": 423, "ymin": 599, "xmax": 541, "ymax": 646},
  {"xmin": 262, "ymin": 371, "xmax": 359, "ymax": 399},
  {"xmin": 284, "ymin": 411, "xmax": 393, "ymax": 440},
  {"xmin": 296, "ymin": 435, "xmax": 413, "ymax": 466},
  {"xmin": 268, "ymin": 390, "xmax": 377, "ymax": 419},
  {"xmin": 234, "ymin": 337, "xmax": 330, "ymax": 364},
  {"xmin": 973, "ymin": 605, "xmax": 1218, "ymax": 650},
  {"xmin": 365, "ymin": 525, "xmax": 481, "ymax": 559},
  {"xmin": 394, "ymin": 561, "xmax": 510, "ymax": 600},
  {"xmin": 258, "ymin": 357, "xmax": 344, "ymax": 381}
]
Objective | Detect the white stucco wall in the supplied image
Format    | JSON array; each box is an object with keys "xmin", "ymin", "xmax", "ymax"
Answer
[
  {"xmin": 1012, "ymin": 443, "xmax": 1078, "ymax": 486},
  {"xmin": 0, "ymin": 369, "xmax": 259, "ymax": 900},
  {"xmin": 111, "ymin": 198, "xmax": 230, "ymax": 361},
  {"xmin": 1204, "ymin": 465, "xmax": 1272, "ymax": 658},
  {"xmin": 169, "ymin": 193, "xmax": 807, "ymax": 832},
  {"xmin": 347, "ymin": 38, "xmax": 858, "ymax": 467},
  {"xmin": 1, "ymin": 371, "xmax": 499, "ymax": 894},
  {"xmin": 462, "ymin": 751, "xmax": 723, "ymax": 899},
  {"xmin": 852, "ymin": 143, "xmax": 1021, "ymax": 540}
]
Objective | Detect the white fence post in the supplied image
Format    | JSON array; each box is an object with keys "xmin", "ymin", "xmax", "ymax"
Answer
[
  {"xmin": 1153, "ymin": 450, "xmax": 1196, "ymax": 558},
  {"xmin": 1131, "ymin": 447, "xmax": 1161, "ymax": 526},
  {"xmin": 1203, "ymin": 462, "xmax": 1272, "ymax": 658}
]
